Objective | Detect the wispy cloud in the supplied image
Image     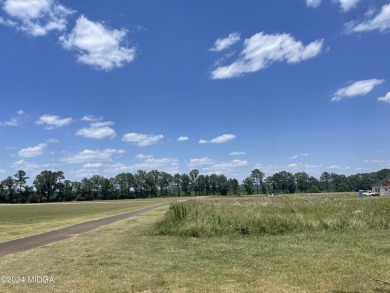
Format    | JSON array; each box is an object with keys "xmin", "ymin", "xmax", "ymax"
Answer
[
  {"xmin": 18, "ymin": 143, "xmax": 47, "ymax": 157},
  {"xmin": 229, "ymin": 151, "xmax": 246, "ymax": 156},
  {"xmin": 1, "ymin": 0, "xmax": 74, "ymax": 36},
  {"xmin": 81, "ymin": 115, "xmax": 101, "ymax": 122},
  {"xmin": 210, "ymin": 32, "xmax": 240, "ymax": 52},
  {"xmin": 331, "ymin": 79, "xmax": 384, "ymax": 102},
  {"xmin": 345, "ymin": 4, "xmax": 390, "ymax": 33},
  {"xmin": 188, "ymin": 157, "xmax": 216, "ymax": 168},
  {"xmin": 289, "ymin": 153, "xmax": 309, "ymax": 159},
  {"xmin": 0, "ymin": 110, "xmax": 26, "ymax": 127},
  {"xmin": 306, "ymin": 0, "xmax": 321, "ymax": 8},
  {"xmin": 122, "ymin": 132, "xmax": 164, "ymax": 147},
  {"xmin": 60, "ymin": 15, "xmax": 137, "ymax": 70},
  {"xmin": 104, "ymin": 155, "xmax": 180, "ymax": 174},
  {"xmin": 36, "ymin": 114, "xmax": 73, "ymax": 129},
  {"xmin": 203, "ymin": 159, "xmax": 249, "ymax": 175},
  {"xmin": 199, "ymin": 134, "xmax": 236, "ymax": 144},
  {"xmin": 378, "ymin": 92, "xmax": 390, "ymax": 103},
  {"xmin": 12, "ymin": 159, "xmax": 40, "ymax": 171},
  {"xmin": 76, "ymin": 121, "xmax": 116, "ymax": 139},
  {"xmin": 211, "ymin": 32, "xmax": 323, "ymax": 79},
  {"xmin": 61, "ymin": 148, "xmax": 125, "ymax": 164}
]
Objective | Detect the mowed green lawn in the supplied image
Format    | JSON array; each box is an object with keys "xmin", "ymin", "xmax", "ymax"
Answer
[
  {"xmin": 0, "ymin": 198, "xmax": 173, "ymax": 243},
  {"xmin": 0, "ymin": 194, "xmax": 390, "ymax": 292}
]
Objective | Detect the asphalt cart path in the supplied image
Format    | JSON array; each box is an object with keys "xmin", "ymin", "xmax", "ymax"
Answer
[{"xmin": 0, "ymin": 203, "xmax": 169, "ymax": 258}]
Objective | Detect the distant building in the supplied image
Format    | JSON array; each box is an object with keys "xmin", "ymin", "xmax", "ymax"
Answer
[{"xmin": 372, "ymin": 177, "xmax": 390, "ymax": 195}]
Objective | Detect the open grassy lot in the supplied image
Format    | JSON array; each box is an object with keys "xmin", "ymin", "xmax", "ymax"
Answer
[
  {"xmin": 155, "ymin": 194, "xmax": 390, "ymax": 237},
  {"xmin": 0, "ymin": 194, "xmax": 389, "ymax": 292},
  {"xmin": 0, "ymin": 198, "xmax": 173, "ymax": 243}
]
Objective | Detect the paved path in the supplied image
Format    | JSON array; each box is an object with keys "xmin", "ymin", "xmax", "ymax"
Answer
[{"xmin": 0, "ymin": 203, "xmax": 169, "ymax": 258}]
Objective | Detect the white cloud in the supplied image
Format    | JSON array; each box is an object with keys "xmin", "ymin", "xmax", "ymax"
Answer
[
  {"xmin": 18, "ymin": 143, "xmax": 47, "ymax": 157},
  {"xmin": 211, "ymin": 32, "xmax": 323, "ymax": 79},
  {"xmin": 36, "ymin": 114, "xmax": 73, "ymax": 129},
  {"xmin": 61, "ymin": 148, "xmax": 125, "ymax": 164},
  {"xmin": 378, "ymin": 92, "xmax": 390, "ymax": 103},
  {"xmin": 12, "ymin": 159, "xmax": 40, "ymax": 170},
  {"xmin": 0, "ymin": 169, "xmax": 6, "ymax": 174},
  {"xmin": 177, "ymin": 136, "xmax": 189, "ymax": 142},
  {"xmin": 0, "ymin": 15, "xmax": 16, "ymax": 26},
  {"xmin": 83, "ymin": 163, "xmax": 102, "ymax": 169},
  {"xmin": 229, "ymin": 151, "xmax": 246, "ymax": 156},
  {"xmin": 189, "ymin": 157, "xmax": 216, "ymax": 168},
  {"xmin": 136, "ymin": 154, "xmax": 153, "ymax": 159},
  {"xmin": 204, "ymin": 159, "xmax": 249, "ymax": 175},
  {"xmin": 199, "ymin": 134, "xmax": 236, "ymax": 144},
  {"xmin": 346, "ymin": 4, "xmax": 390, "ymax": 33},
  {"xmin": 331, "ymin": 79, "xmax": 384, "ymax": 101},
  {"xmin": 46, "ymin": 138, "xmax": 59, "ymax": 143},
  {"xmin": 135, "ymin": 157, "xmax": 180, "ymax": 173},
  {"xmin": 1, "ymin": 0, "xmax": 74, "ymax": 36},
  {"xmin": 81, "ymin": 115, "xmax": 100, "ymax": 122},
  {"xmin": 210, "ymin": 32, "xmax": 240, "ymax": 52},
  {"xmin": 122, "ymin": 132, "xmax": 164, "ymax": 147},
  {"xmin": 0, "ymin": 110, "xmax": 26, "ymax": 127},
  {"xmin": 76, "ymin": 121, "xmax": 116, "ymax": 139},
  {"xmin": 60, "ymin": 15, "xmax": 137, "ymax": 70},
  {"xmin": 255, "ymin": 163, "xmax": 323, "ymax": 176},
  {"xmin": 103, "ymin": 163, "xmax": 130, "ymax": 174},
  {"xmin": 104, "ymin": 156, "xmax": 180, "ymax": 174},
  {"xmin": 289, "ymin": 153, "xmax": 309, "ymax": 159},
  {"xmin": 306, "ymin": 0, "xmax": 321, "ymax": 8},
  {"xmin": 72, "ymin": 167, "xmax": 101, "ymax": 178},
  {"xmin": 339, "ymin": 0, "xmax": 360, "ymax": 12}
]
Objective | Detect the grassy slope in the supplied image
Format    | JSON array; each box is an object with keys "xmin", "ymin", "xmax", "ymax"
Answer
[
  {"xmin": 0, "ymin": 198, "xmax": 173, "ymax": 243},
  {"xmin": 0, "ymin": 196, "xmax": 390, "ymax": 292}
]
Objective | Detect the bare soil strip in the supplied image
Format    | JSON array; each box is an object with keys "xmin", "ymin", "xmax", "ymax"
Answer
[{"xmin": 0, "ymin": 203, "xmax": 169, "ymax": 258}]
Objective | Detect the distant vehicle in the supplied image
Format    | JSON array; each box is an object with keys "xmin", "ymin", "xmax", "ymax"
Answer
[{"xmin": 363, "ymin": 190, "xmax": 380, "ymax": 196}]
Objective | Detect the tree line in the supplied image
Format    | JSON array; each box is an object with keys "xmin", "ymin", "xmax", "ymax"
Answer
[{"xmin": 0, "ymin": 168, "xmax": 389, "ymax": 203}]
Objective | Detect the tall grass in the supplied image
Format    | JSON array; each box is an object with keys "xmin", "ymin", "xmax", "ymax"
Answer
[{"xmin": 154, "ymin": 194, "xmax": 390, "ymax": 237}]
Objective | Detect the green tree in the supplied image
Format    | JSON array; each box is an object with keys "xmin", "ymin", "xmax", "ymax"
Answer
[
  {"xmin": 14, "ymin": 170, "xmax": 29, "ymax": 195},
  {"xmin": 216, "ymin": 174, "xmax": 229, "ymax": 195},
  {"xmin": 134, "ymin": 170, "xmax": 147, "ymax": 198},
  {"xmin": 180, "ymin": 173, "xmax": 191, "ymax": 196},
  {"xmin": 173, "ymin": 173, "xmax": 182, "ymax": 196},
  {"xmin": 251, "ymin": 169, "xmax": 264, "ymax": 194},
  {"xmin": 320, "ymin": 172, "xmax": 333, "ymax": 192},
  {"xmin": 2, "ymin": 176, "xmax": 16, "ymax": 203},
  {"xmin": 33, "ymin": 171, "xmax": 65, "ymax": 201},
  {"xmin": 209, "ymin": 173, "xmax": 218, "ymax": 195},
  {"xmin": 63, "ymin": 180, "xmax": 75, "ymax": 201},
  {"xmin": 243, "ymin": 176, "xmax": 253, "ymax": 195},
  {"xmin": 79, "ymin": 177, "xmax": 94, "ymax": 200},
  {"xmin": 229, "ymin": 178, "xmax": 240, "ymax": 195},
  {"xmin": 189, "ymin": 169, "xmax": 199, "ymax": 195},
  {"xmin": 294, "ymin": 172, "xmax": 310, "ymax": 193},
  {"xmin": 271, "ymin": 171, "xmax": 295, "ymax": 193},
  {"xmin": 158, "ymin": 171, "xmax": 172, "ymax": 196}
]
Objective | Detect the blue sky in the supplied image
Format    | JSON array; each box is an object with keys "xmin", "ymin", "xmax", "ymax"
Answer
[{"xmin": 0, "ymin": 0, "xmax": 389, "ymax": 183}]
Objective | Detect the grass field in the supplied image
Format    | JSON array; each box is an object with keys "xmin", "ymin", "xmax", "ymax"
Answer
[
  {"xmin": 0, "ymin": 194, "xmax": 390, "ymax": 292},
  {"xmin": 155, "ymin": 194, "xmax": 390, "ymax": 237},
  {"xmin": 0, "ymin": 197, "xmax": 173, "ymax": 243}
]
